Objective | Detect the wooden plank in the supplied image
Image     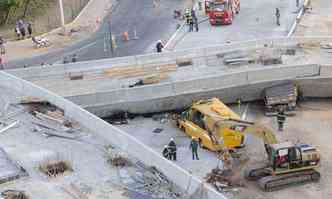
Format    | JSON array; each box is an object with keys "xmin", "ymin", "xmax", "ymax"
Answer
[{"xmin": 34, "ymin": 111, "xmax": 65, "ymax": 125}]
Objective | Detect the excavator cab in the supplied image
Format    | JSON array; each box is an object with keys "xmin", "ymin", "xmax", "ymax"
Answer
[
  {"xmin": 268, "ymin": 142, "xmax": 320, "ymax": 174},
  {"xmin": 247, "ymin": 142, "xmax": 321, "ymax": 191}
]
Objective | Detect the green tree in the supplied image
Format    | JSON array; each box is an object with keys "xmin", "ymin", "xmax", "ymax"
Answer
[{"xmin": 0, "ymin": 0, "xmax": 19, "ymax": 24}]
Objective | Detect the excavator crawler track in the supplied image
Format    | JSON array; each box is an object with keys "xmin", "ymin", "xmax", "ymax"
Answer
[{"xmin": 258, "ymin": 169, "xmax": 320, "ymax": 192}]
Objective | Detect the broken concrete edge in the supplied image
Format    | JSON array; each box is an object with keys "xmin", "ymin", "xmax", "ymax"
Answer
[
  {"xmin": 0, "ymin": 147, "xmax": 28, "ymax": 184},
  {"xmin": 6, "ymin": 36, "xmax": 332, "ymax": 80},
  {"xmin": 0, "ymin": 71, "xmax": 227, "ymax": 199}
]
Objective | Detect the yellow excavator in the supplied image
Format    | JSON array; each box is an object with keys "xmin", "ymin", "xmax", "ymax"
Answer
[{"xmin": 177, "ymin": 98, "xmax": 321, "ymax": 191}]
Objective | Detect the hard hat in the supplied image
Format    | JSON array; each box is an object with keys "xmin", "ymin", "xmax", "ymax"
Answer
[{"xmin": 170, "ymin": 138, "xmax": 174, "ymax": 141}]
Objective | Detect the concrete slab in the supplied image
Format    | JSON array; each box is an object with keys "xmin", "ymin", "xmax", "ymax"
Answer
[{"xmin": 0, "ymin": 148, "xmax": 27, "ymax": 184}]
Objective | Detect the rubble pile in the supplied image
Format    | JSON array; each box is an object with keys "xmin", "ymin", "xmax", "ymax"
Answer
[
  {"xmin": 20, "ymin": 97, "xmax": 81, "ymax": 139},
  {"xmin": 128, "ymin": 165, "xmax": 182, "ymax": 199},
  {"xmin": 1, "ymin": 190, "xmax": 29, "ymax": 199},
  {"xmin": 39, "ymin": 160, "xmax": 73, "ymax": 177},
  {"xmin": 105, "ymin": 146, "xmax": 132, "ymax": 167},
  {"xmin": 205, "ymin": 168, "xmax": 244, "ymax": 192}
]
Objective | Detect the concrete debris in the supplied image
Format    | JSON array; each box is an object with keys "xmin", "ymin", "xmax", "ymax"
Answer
[
  {"xmin": 124, "ymin": 164, "xmax": 182, "ymax": 199},
  {"xmin": 31, "ymin": 120, "xmax": 78, "ymax": 140},
  {"xmin": 152, "ymin": 113, "xmax": 171, "ymax": 124},
  {"xmin": 69, "ymin": 72, "xmax": 84, "ymax": 80},
  {"xmin": 105, "ymin": 146, "xmax": 132, "ymax": 167},
  {"xmin": 111, "ymin": 157, "xmax": 132, "ymax": 167},
  {"xmin": 220, "ymin": 50, "xmax": 249, "ymax": 60},
  {"xmin": 62, "ymin": 183, "xmax": 89, "ymax": 199},
  {"xmin": 1, "ymin": 108, "xmax": 26, "ymax": 120},
  {"xmin": 103, "ymin": 111, "xmax": 129, "ymax": 125},
  {"xmin": 176, "ymin": 59, "xmax": 193, "ymax": 67},
  {"xmin": 33, "ymin": 110, "xmax": 65, "ymax": 125},
  {"xmin": 320, "ymin": 43, "xmax": 332, "ymax": 49},
  {"xmin": 32, "ymin": 110, "xmax": 78, "ymax": 129},
  {"xmin": 19, "ymin": 96, "xmax": 47, "ymax": 105},
  {"xmin": 1, "ymin": 190, "xmax": 29, "ymax": 199},
  {"xmin": 224, "ymin": 57, "xmax": 255, "ymax": 65},
  {"xmin": 283, "ymin": 48, "xmax": 296, "ymax": 55},
  {"xmin": 205, "ymin": 168, "xmax": 244, "ymax": 193},
  {"xmin": 0, "ymin": 121, "xmax": 19, "ymax": 134},
  {"xmin": 39, "ymin": 160, "xmax": 73, "ymax": 177},
  {"xmin": 129, "ymin": 74, "xmax": 168, "ymax": 88},
  {"xmin": 0, "ymin": 148, "xmax": 27, "ymax": 184},
  {"xmin": 153, "ymin": 128, "xmax": 163, "ymax": 133},
  {"xmin": 297, "ymin": 42, "xmax": 320, "ymax": 49}
]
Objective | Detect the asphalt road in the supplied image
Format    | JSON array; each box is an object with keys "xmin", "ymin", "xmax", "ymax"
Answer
[
  {"xmin": 5, "ymin": 0, "xmax": 184, "ymax": 69},
  {"xmin": 175, "ymin": 0, "xmax": 303, "ymax": 49}
]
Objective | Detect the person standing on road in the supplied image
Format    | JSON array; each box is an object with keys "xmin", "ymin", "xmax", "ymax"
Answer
[
  {"xmin": 63, "ymin": 56, "xmax": 69, "ymax": 64},
  {"xmin": 156, "ymin": 40, "xmax": 164, "ymax": 53},
  {"xmin": 190, "ymin": 137, "xmax": 199, "ymax": 160},
  {"xmin": 0, "ymin": 36, "xmax": 5, "ymax": 55},
  {"xmin": 71, "ymin": 54, "xmax": 78, "ymax": 63},
  {"xmin": 191, "ymin": 9, "xmax": 199, "ymax": 32},
  {"xmin": 275, "ymin": 8, "xmax": 281, "ymax": 26},
  {"xmin": 276, "ymin": 110, "xmax": 286, "ymax": 131},
  {"xmin": 0, "ymin": 57, "xmax": 4, "ymax": 70},
  {"xmin": 191, "ymin": 9, "xmax": 197, "ymax": 21},
  {"xmin": 168, "ymin": 138, "xmax": 177, "ymax": 161},
  {"xmin": 194, "ymin": 17, "xmax": 199, "ymax": 32},
  {"xmin": 27, "ymin": 22, "xmax": 33, "ymax": 37},
  {"xmin": 15, "ymin": 25, "xmax": 21, "ymax": 40},
  {"xmin": 17, "ymin": 19, "xmax": 26, "ymax": 39},
  {"xmin": 185, "ymin": 8, "xmax": 193, "ymax": 32}
]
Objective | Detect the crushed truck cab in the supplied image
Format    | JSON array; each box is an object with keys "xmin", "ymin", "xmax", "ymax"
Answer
[{"xmin": 177, "ymin": 98, "xmax": 247, "ymax": 151}]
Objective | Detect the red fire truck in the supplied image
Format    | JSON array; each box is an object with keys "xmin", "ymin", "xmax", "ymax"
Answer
[{"xmin": 205, "ymin": 0, "xmax": 240, "ymax": 25}]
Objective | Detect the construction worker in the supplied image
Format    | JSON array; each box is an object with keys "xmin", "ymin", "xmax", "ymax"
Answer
[
  {"xmin": 168, "ymin": 138, "xmax": 177, "ymax": 161},
  {"xmin": 162, "ymin": 145, "xmax": 171, "ymax": 160},
  {"xmin": 156, "ymin": 40, "xmax": 164, "ymax": 53},
  {"xmin": 277, "ymin": 110, "xmax": 286, "ymax": 131},
  {"xmin": 184, "ymin": 8, "xmax": 193, "ymax": 32},
  {"xmin": 190, "ymin": 137, "xmax": 199, "ymax": 160},
  {"xmin": 275, "ymin": 8, "xmax": 280, "ymax": 26}
]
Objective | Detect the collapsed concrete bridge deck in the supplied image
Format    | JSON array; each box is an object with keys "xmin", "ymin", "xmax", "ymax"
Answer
[{"xmin": 6, "ymin": 37, "xmax": 332, "ymax": 117}]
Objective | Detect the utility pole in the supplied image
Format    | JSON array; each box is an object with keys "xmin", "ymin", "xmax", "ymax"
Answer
[{"xmin": 58, "ymin": 0, "xmax": 65, "ymax": 27}]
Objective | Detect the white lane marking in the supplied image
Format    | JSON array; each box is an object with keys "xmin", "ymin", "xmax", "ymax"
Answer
[{"xmin": 54, "ymin": 41, "xmax": 97, "ymax": 64}]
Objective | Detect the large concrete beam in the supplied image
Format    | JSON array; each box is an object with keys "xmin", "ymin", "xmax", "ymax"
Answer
[{"xmin": 64, "ymin": 64, "xmax": 320, "ymax": 117}]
